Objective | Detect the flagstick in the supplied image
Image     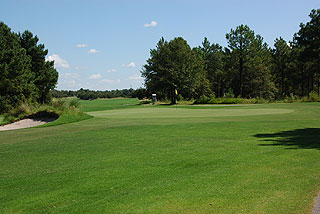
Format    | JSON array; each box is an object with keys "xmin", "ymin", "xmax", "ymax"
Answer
[
  {"xmin": 175, "ymin": 91, "xmax": 177, "ymax": 110},
  {"xmin": 175, "ymin": 89, "xmax": 178, "ymax": 110}
]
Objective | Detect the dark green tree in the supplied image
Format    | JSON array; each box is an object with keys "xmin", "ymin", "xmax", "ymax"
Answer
[
  {"xmin": 272, "ymin": 37, "xmax": 291, "ymax": 97},
  {"xmin": 295, "ymin": 9, "xmax": 320, "ymax": 95},
  {"xmin": 246, "ymin": 35, "xmax": 276, "ymax": 98},
  {"xmin": 226, "ymin": 25, "xmax": 255, "ymax": 97},
  {"xmin": 19, "ymin": 31, "xmax": 58, "ymax": 103},
  {"xmin": 142, "ymin": 37, "xmax": 208, "ymax": 103},
  {"xmin": 199, "ymin": 37, "xmax": 227, "ymax": 97},
  {"xmin": 226, "ymin": 25, "xmax": 276, "ymax": 98},
  {"xmin": 0, "ymin": 22, "xmax": 34, "ymax": 112}
]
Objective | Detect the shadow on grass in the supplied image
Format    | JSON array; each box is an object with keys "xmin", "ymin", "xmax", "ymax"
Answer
[{"xmin": 254, "ymin": 128, "xmax": 320, "ymax": 150}]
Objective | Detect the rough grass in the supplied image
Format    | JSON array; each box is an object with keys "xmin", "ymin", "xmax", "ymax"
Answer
[
  {"xmin": 0, "ymin": 116, "xmax": 4, "ymax": 125},
  {"xmin": 0, "ymin": 100, "xmax": 320, "ymax": 213},
  {"xmin": 1, "ymin": 99, "xmax": 92, "ymax": 127}
]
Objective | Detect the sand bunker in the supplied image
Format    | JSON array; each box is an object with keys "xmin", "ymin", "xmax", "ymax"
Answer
[
  {"xmin": 0, "ymin": 112, "xmax": 58, "ymax": 131},
  {"xmin": 0, "ymin": 118, "xmax": 57, "ymax": 131}
]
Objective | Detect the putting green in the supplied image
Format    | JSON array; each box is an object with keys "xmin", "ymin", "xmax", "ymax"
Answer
[{"xmin": 88, "ymin": 107, "xmax": 294, "ymax": 119}]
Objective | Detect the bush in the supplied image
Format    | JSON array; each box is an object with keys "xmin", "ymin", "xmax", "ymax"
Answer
[
  {"xmin": 194, "ymin": 96, "xmax": 269, "ymax": 105},
  {"xmin": 194, "ymin": 95, "xmax": 211, "ymax": 104},
  {"xmin": 69, "ymin": 99, "xmax": 80, "ymax": 108},
  {"xmin": 225, "ymin": 89, "xmax": 235, "ymax": 98},
  {"xmin": 308, "ymin": 91, "xmax": 320, "ymax": 102},
  {"xmin": 140, "ymin": 100, "xmax": 152, "ymax": 104},
  {"xmin": 177, "ymin": 94, "xmax": 184, "ymax": 101},
  {"xmin": 3, "ymin": 99, "xmax": 84, "ymax": 124}
]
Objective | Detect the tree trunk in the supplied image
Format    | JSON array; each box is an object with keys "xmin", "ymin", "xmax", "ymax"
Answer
[
  {"xmin": 301, "ymin": 78, "xmax": 304, "ymax": 97},
  {"xmin": 307, "ymin": 77, "xmax": 310, "ymax": 96},
  {"xmin": 239, "ymin": 57, "xmax": 243, "ymax": 98},
  {"xmin": 171, "ymin": 87, "xmax": 176, "ymax": 104},
  {"xmin": 281, "ymin": 68, "xmax": 284, "ymax": 97}
]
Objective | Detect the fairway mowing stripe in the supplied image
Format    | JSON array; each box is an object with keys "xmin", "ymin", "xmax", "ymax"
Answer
[{"xmin": 88, "ymin": 108, "xmax": 294, "ymax": 119}]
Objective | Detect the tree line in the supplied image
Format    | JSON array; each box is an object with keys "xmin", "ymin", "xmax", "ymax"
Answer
[
  {"xmin": 52, "ymin": 88, "xmax": 148, "ymax": 100},
  {"xmin": 0, "ymin": 22, "xmax": 58, "ymax": 113},
  {"xmin": 141, "ymin": 9, "xmax": 320, "ymax": 103}
]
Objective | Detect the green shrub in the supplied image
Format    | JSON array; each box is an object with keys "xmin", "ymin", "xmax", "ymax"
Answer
[
  {"xmin": 69, "ymin": 99, "xmax": 80, "ymax": 108},
  {"xmin": 3, "ymin": 99, "xmax": 86, "ymax": 124},
  {"xmin": 140, "ymin": 100, "xmax": 152, "ymax": 104},
  {"xmin": 194, "ymin": 95, "xmax": 210, "ymax": 104},
  {"xmin": 177, "ymin": 94, "xmax": 184, "ymax": 101},
  {"xmin": 194, "ymin": 97, "xmax": 269, "ymax": 105},
  {"xmin": 308, "ymin": 91, "xmax": 320, "ymax": 102},
  {"xmin": 225, "ymin": 89, "xmax": 235, "ymax": 98}
]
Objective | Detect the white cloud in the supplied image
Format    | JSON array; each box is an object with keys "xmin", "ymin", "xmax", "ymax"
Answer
[
  {"xmin": 127, "ymin": 62, "xmax": 136, "ymax": 68},
  {"xmin": 46, "ymin": 54, "xmax": 70, "ymax": 68},
  {"xmin": 76, "ymin": 44, "xmax": 88, "ymax": 48},
  {"xmin": 144, "ymin": 21, "xmax": 158, "ymax": 27},
  {"xmin": 117, "ymin": 79, "xmax": 121, "ymax": 84},
  {"xmin": 107, "ymin": 68, "xmax": 117, "ymax": 73},
  {"xmin": 89, "ymin": 74, "xmax": 102, "ymax": 79},
  {"xmin": 121, "ymin": 62, "xmax": 136, "ymax": 68},
  {"xmin": 101, "ymin": 79, "xmax": 115, "ymax": 83},
  {"xmin": 88, "ymin": 49, "xmax": 99, "ymax": 54},
  {"xmin": 58, "ymin": 72, "xmax": 80, "ymax": 88},
  {"xmin": 129, "ymin": 74, "xmax": 144, "ymax": 80},
  {"xmin": 74, "ymin": 66, "xmax": 88, "ymax": 70},
  {"xmin": 61, "ymin": 72, "xmax": 79, "ymax": 78}
]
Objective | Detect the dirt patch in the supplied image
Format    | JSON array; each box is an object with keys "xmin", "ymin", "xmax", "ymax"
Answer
[
  {"xmin": 0, "ymin": 111, "xmax": 59, "ymax": 131},
  {"xmin": 314, "ymin": 192, "xmax": 320, "ymax": 214}
]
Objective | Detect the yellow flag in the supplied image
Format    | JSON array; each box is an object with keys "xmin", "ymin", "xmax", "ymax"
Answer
[{"xmin": 175, "ymin": 89, "xmax": 178, "ymax": 95}]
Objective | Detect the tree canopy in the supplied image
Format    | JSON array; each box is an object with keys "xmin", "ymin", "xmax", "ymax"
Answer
[
  {"xmin": 142, "ymin": 37, "xmax": 210, "ymax": 103},
  {"xmin": 0, "ymin": 22, "xmax": 58, "ymax": 113},
  {"xmin": 141, "ymin": 9, "xmax": 320, "ymax": 102}
]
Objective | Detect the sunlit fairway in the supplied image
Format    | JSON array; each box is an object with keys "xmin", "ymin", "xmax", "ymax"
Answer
[
  {"xmin": 1, "ymin": 99, "xmax": 320, "ymax": 213},
  {"xmin": 88, "ymin": 107, "xmax": 294, "ymax": 119}
]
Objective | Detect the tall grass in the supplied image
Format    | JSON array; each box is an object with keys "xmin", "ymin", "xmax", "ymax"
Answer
[
  {"xmin": 3, "ymin": 99, "xmax": 89, "ymax": 125},
  {"xmin": 194, "ymin": 92, "xmax": 320, "ymax": 105},
  {"xmin": 194, "ymin": 95, "xmax": 268, "ymax": 104}
]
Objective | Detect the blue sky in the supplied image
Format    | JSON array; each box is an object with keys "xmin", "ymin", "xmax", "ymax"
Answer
[{"xmin": 1, "ymin": 0, "xmax": 319, "ymax": 90}]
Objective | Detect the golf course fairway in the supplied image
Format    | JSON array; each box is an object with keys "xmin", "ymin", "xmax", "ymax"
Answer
[{"xmin": 0, "ymin": 99, "xmax": 320, "ymax": 214}]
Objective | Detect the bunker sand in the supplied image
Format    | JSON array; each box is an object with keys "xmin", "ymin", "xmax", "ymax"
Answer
[{"xmin": 0, "ymin": 118, "xmax": 56, "ymax": 131}]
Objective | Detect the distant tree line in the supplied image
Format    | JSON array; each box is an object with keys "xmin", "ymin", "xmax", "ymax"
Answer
[
  {"xmin": 52, "ymin": 88, "xmax": 148, "ymax": 100},
  {"xmin": 0, "ymin": 22, "xmax": 58, "ymax": 113},
  {"xmin": 141, "ymin": 9, "xmax": 320, "ymax": 103}
]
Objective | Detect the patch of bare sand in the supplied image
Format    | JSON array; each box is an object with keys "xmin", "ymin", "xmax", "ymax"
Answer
[
  {"xmin": 314, "ymin": 192, "xmax": 320, "ymax": 214},
  {"xmin": 0, "ymin": 118, "xmax": 57, "ymax": 131}
]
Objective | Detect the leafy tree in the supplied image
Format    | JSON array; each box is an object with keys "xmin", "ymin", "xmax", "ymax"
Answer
[
  {"xmin": 0, "ymin": 22, "xmax": 58, "ymax": 113},
  {"xmin": 295, "ymin": 9, "xmax": 320, "ymax": 95},
  {"xmin": 19, "ymin": 31, "xmax": 58, "ymax": 103},
  {"xmin": 0, "ymin": 22, "xmax": 34, "ymax": 112},
  {"xmin": 246, "ymin": 35, "xmax": 276, "ymax": 98},
  {"xmin": 226, "ymin": 25, "xmax": 255, "ymax": 97},
  {"xmin": 132, "ymin": 88, "xmax": 149, "ymax": 100},
  {"xmin": 142, "ymin": 37, "xmax": 208, "ymax": 103},
  {"xmin": 199, "ymin": 37, "xmax": 227, "ymax": 97},
  {"xmin": 272, "ymin": 37, "xmax": 291, "ymax": 97},
  {"xmin": 226, "ymin": 25, "xmax": 276, "ymax": 98}
]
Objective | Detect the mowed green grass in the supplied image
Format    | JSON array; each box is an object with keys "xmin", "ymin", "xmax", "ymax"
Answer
[
  {"xmin": 1, "ymin": 99, "xmax": 320, "ymax": 213},
  {"xmin": 0, "ymin": 116, "xmax": 4, "ymax": 125},
  {"xmin": 79, "ymin": 98, "xmax": 140, "ymax": 112}
]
